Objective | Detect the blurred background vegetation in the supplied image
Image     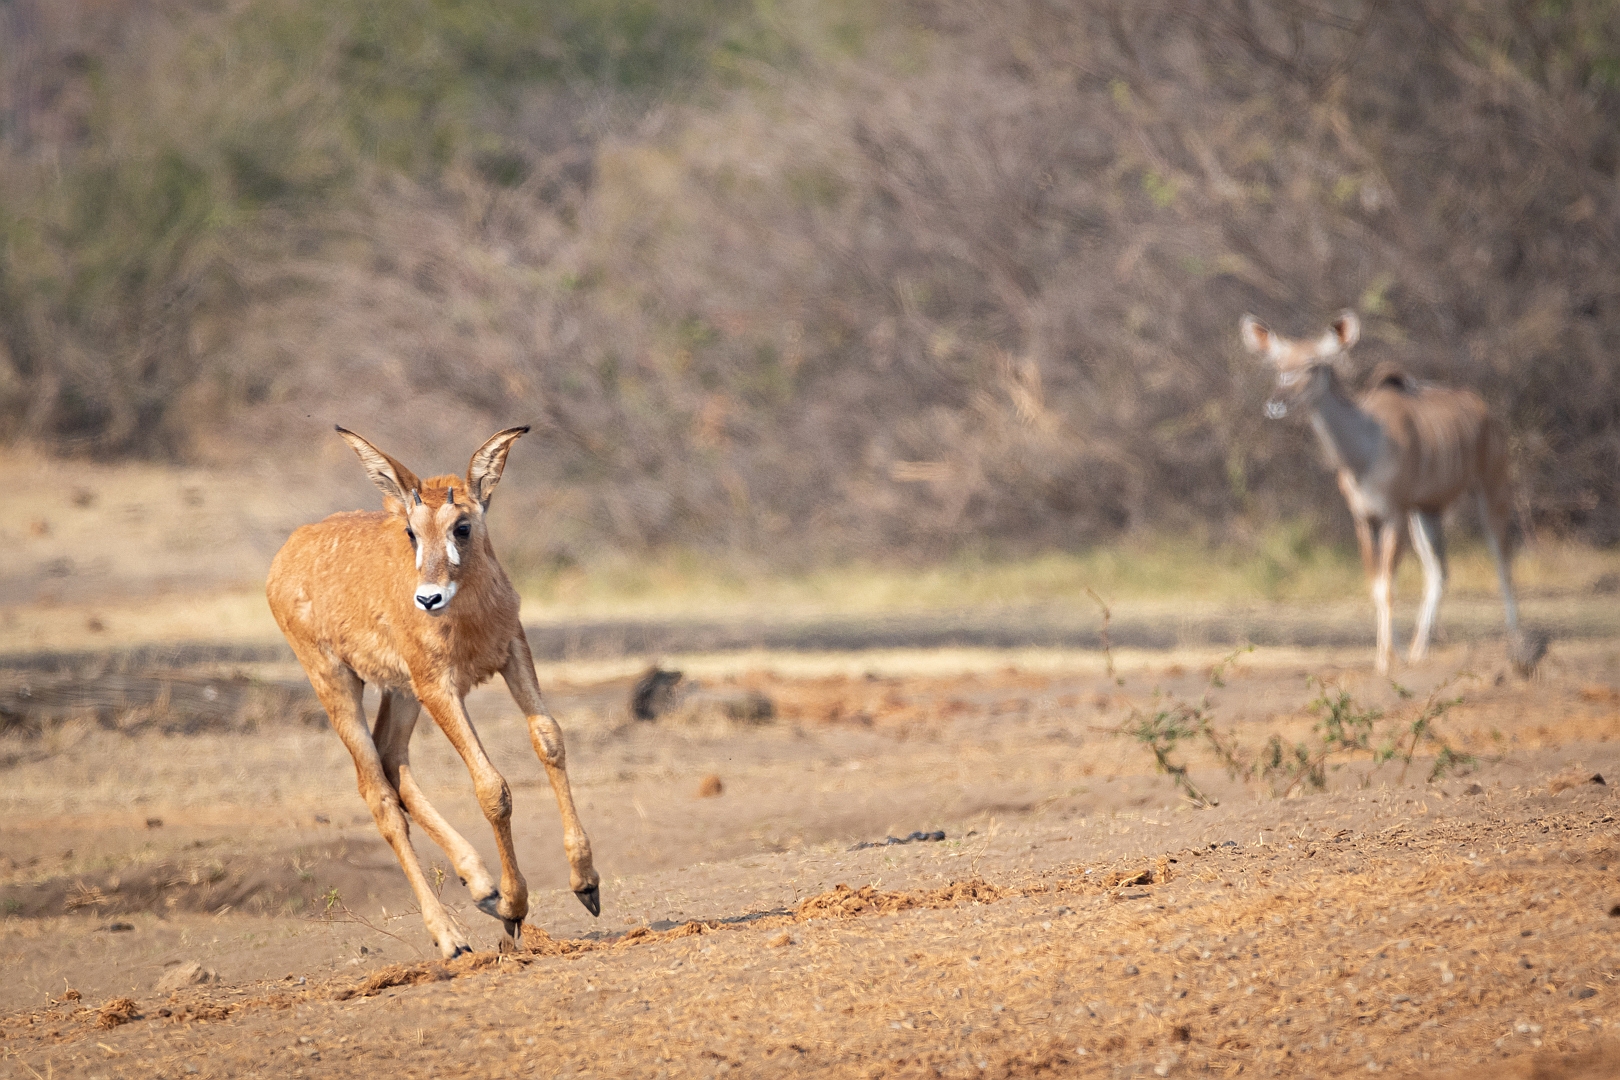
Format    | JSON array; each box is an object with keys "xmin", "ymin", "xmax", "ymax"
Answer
[{"xmin": 2, "ymin": 0, "xmax": 1617, "ymax": 578}]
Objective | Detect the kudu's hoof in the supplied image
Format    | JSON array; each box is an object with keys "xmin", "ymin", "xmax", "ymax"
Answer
[
  {"xmin": 1510, "ymin": 629, "xmax": 1549, "ymax": 677},
  {"xmin": 575, "ymin": 886, "xmax": 601, "ymax": 917},
  {"xmin": 500, "ymin": 919, "xmax": 523, "ymax": 951}
]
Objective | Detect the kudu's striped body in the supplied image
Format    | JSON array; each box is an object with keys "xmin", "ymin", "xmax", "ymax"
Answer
[
  {"xmin": 267, "ymin": 426, "xmax": 599, "ymax": 957},
  {"xmin": 1241, "ymin": 312, "xmax": 1533, "ymax": 675}
]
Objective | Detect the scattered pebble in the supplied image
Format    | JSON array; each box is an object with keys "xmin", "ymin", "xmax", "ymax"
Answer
[
  {"xmin": 156, "ymin": 962, "xmax": 216, "ymax": 993},
  {"xmin": 848, "ymin": 830, "xmax": 946, "ymax": 851},
  {"xmin": 696, "ymin": 774, "xmax": 724, "ymax": 798},
  {"xmin": 631, "ymin": 667, "xmax": 684, "ymax": 721}
]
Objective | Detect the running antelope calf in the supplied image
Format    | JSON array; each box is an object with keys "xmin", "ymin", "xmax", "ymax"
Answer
[
  {"xmin": 267, "ymin": 426, "xmax": 599, "ymax": 957},
  {"xmin": 1241, "ymin": 311, "xmax": 1539, "ymax": 676}
]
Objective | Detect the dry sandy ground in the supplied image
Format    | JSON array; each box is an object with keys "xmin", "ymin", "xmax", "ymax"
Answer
[{"xmin": 3, "ymin": 633, "xmax": 1620, "ymax": 1078}]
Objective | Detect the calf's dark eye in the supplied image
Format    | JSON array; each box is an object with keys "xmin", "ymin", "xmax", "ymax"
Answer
[
  {"xmin": 454, "ymin": 523, "xmax": 471, "ymax": 540},
  {"xmin": 405, "ymin": 528, "xmax": 416, "ymax": 545}
]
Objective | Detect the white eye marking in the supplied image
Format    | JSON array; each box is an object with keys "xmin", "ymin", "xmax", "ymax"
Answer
[
  {"xmin": 416, "ymin": 541, "xmax": 425, "ymax": 570},
  {"xmin": 447, "ymin": 539, "xmax": 460, "ymax": 566}
]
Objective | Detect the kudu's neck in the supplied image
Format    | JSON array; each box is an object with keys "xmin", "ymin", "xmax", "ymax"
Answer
[{"xmin": 1299, "ymin": 364, "xmax": 1384, "ymax": 477}]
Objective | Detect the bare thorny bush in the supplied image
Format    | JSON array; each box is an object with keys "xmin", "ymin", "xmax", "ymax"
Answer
[
  {"xmin": 1090, "ymin": 590, "xmax": 1475, "ymax": 804},
  {"xmin": 316, "ymin": 861, "xmax": 469, "ymax": 959},
  {"xmin": 2, "ymin": 1, "xmax": 1618, "ymax": 563},
  {"xmin": 1109, "ymin": 643, "xmax": 1477, "ymax": 807}
]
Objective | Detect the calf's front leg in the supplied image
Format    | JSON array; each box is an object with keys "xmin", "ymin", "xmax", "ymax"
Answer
[
  {"xmin": 414, "ymin": 680, "xmax": 530, "ymax": 943},
  {"xmin": 502, "ymin": 636, "xmax": 601, "ymax": 916}
]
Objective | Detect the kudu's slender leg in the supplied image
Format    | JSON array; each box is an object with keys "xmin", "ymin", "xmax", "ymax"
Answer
[
  {"xmin": 1476, "ymin": 489, "xmax": 1521, "ymax": 637},
  {"xmin": 1371, "ymin": 519, "xmax": 1403, "ymax": 676},
  {"xmin": 1340, "ymin": 474, "xmax": 1377, "ymax": 580},
  {"xmin": 373, "ymin": 690, "xmax": 505, "ymax": 920},
  {"xmin": 1477, "ymin": 487, "xmax": 1545, "ymax": 675},
  {"xmin": 412, "ymin": 682, "xmax": 529, "ymax": 940},
  {"xmin": 502, "ymin": 636, "xmax": 600, "ymax": 915},
  {"xmin": 1352, "ymin": 517, "xmax": 1376, "ymax": 578},
  {"xmin": 1407, "ymin": 510, "xmax": 1447, "ymax": 663},
  {"xmin": 1348, "ymin": 508, "xmax": 1389, "ymax": 665},
  {"xmin": 295, "ymin": 652, "xmax": 470, "ymax": 958}
]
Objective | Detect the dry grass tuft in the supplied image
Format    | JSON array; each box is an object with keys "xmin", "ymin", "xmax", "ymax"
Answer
[
  {"xmin": 1100, "ymin": 867, "xmax": 1155, "ymax": 889},
  {"xmin": 94, "ymin": 997, "xmax": 138, "ymax": 1029},
  {"xmin": 331, "ymin": 962, "xmax": 453, "ymax": 1002},
  {"xmin": 1549, "ymin": 769, "xmax": 1606, "ymax": 795},
  {"xmin": 794, "ymin": 878, "xmax": 1012, "ymax": 921}
]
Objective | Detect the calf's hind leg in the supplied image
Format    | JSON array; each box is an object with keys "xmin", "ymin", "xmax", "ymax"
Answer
[
  {"xmin": 373, "ymin": 690, "xmax": 511, "ymax": 940},
  {"xmin": 295, "ymin": 654, "xmax": 471, "ymax": 958}
]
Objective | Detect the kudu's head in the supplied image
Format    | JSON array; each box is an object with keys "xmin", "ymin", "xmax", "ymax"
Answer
[
  {"xmin": 335, "ymin": 426, "xmax": 530, "ymax": 614},
  {"xmin": 1240, "ymin": 310, "xmax": 1360, "ymax": 419}
]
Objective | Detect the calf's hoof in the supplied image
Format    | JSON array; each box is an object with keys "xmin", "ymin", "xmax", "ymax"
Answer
[{"xmin": 575, "ymin": 885, "xmax": 601, "ymax": 917}]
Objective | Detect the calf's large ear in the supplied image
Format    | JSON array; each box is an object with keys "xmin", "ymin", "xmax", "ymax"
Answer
[
  {"xmin": 336, "ymin": 427, "xmax": 421, "ymax": 509},
  {"xmin": 467, "ymin": 426, "xmax": 531, "ymax": 509}
]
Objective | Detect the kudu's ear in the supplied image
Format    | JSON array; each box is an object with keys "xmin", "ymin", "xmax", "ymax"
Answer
[
  {"xmin": 1328, "ymin": 311, "xmax": 1360, "ymax": 351},
  {"xmin": 335, "ymin": 426, "xmax": 421, "ymax": 508},
  {"xmin": 467, "ymin": 426, "xmax": 531, "ymax": 509},
  {"xmin": 1239, "ymin": 314, "xmax": 1273, "ymax": 357}
]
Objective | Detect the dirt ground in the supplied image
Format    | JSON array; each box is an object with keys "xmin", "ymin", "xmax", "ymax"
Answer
[{"xmin": 2, "ymin": 620, "xmax": 1620, "ymax": 1078}]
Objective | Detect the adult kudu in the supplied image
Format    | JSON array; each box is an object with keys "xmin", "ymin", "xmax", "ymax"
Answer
[
  {"xmin": 267, "ymin": 426, "xmax": 599, "ymax": 957},
  {"xmin": 1241, "ymin": 311, "xmax": 1540, "ymax": 676}
]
